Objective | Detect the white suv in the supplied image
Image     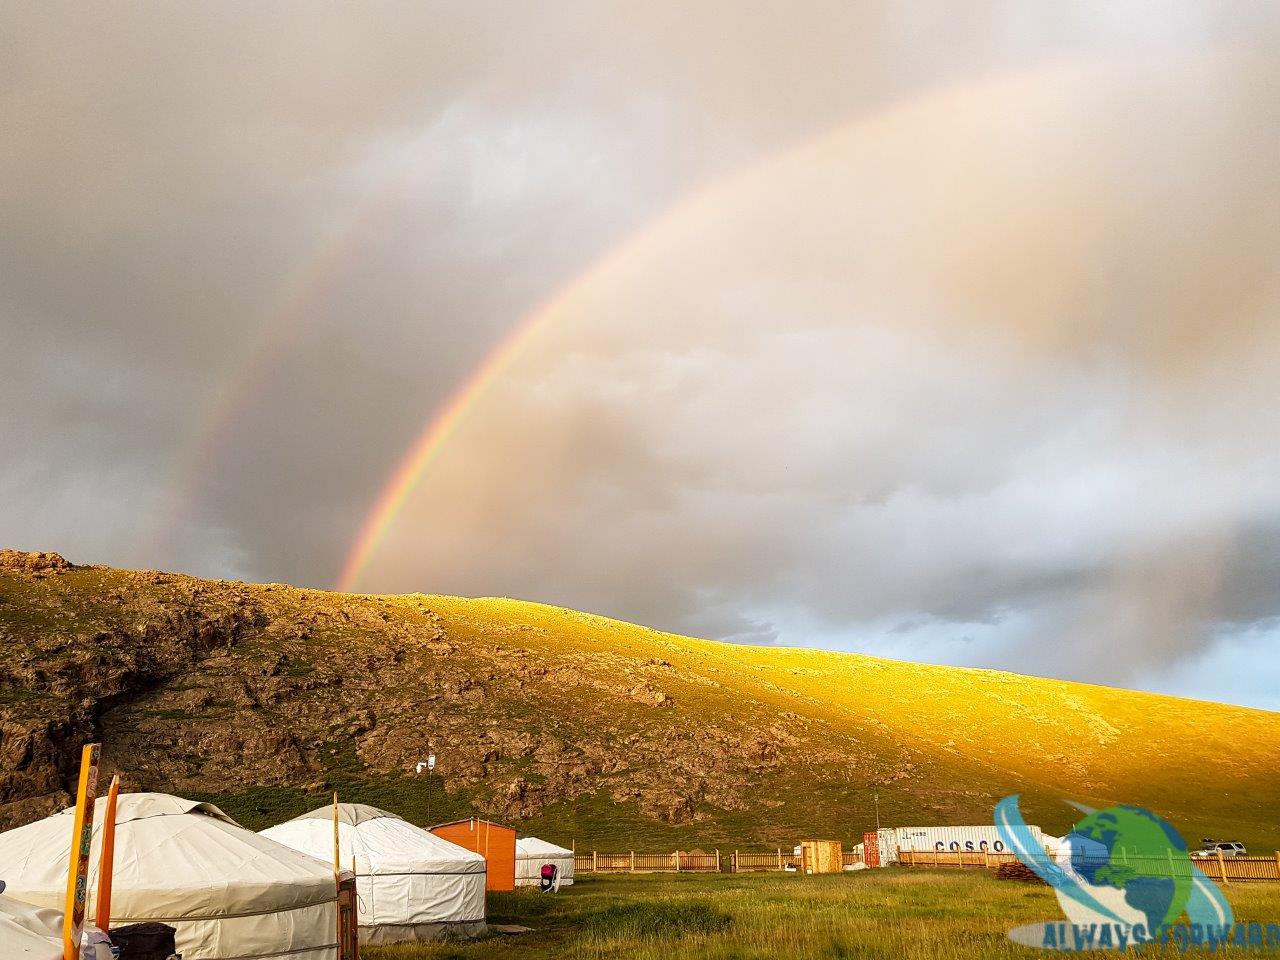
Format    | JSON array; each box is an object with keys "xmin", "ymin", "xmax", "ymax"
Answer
[{"xmin": 1193, "ymin": 841, "xmax": 1246, "ymax": 858}]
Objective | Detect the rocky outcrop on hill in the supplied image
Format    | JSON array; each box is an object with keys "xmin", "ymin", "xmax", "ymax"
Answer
[
  {"xmin": 0, "ymin": 553, "xmax": 267, "ymax": 826},
  {"xmin": 0, "ymin": 550, "xmax": 819, "ymax": 831},
  {"xmin": 0, "ymin": 549, "xmax": 73, "ymax": 573}
]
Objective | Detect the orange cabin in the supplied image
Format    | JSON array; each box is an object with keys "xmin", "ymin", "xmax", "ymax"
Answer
[{"xmin": 430, "ymin": 818, "xmax": 517, "ymax": 892}]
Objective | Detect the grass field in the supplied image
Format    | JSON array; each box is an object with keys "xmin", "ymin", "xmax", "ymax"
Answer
[{"xmin": 363, "ymin": 870, "xmax": 1280, "ymax": 960}]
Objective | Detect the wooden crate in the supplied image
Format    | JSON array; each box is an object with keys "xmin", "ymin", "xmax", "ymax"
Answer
[{"xmin": 800, "ymin": 840, "xmax": 844, "ymax": 874}]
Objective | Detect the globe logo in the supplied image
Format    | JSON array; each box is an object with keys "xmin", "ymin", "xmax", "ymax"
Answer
[
  {"xmin": 1058, "ymin": 805, "xmax": 1199, "ymax": 934},
  {"xmin": 995, "ymin": 795, "xmax": 1234, "ymax": 951}
]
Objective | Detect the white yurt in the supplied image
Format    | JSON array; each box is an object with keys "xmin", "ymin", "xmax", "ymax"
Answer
[
  {"xmin": 0, "ymin": 893, "xmax": 62, "ymax": 960},
  {"xmin": 0, "ymin": 793, "xmax": 340, "ymax": 960},
  {"xmin": 261, "ymin": 803, "xmax": 486, "ymax": 944},
  {"xmin": 514, "ymin": 837, "xmax": 575, "ymax": 888}
]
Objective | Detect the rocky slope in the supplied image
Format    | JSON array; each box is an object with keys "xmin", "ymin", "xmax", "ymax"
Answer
[{"xmin": 2, "ymin": 549, "xmax": 1278, "ymax": 849}]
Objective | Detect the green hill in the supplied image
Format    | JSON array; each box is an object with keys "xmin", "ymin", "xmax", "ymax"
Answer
[{"xmin": 1, "ymin": 549, "xmax": 1276, "ymax": 852}]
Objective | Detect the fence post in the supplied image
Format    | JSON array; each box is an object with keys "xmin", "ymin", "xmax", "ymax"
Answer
[
  {"xmin": 593, "ymin": 851, "xmax": 598, "ymax": 872},
  {"xmin": 716, "ymin": 849, "xmax": 721, "ymax": 873},
  {"xmin": 1275, "ymin": 852, "xmax": 1280, "ymax": 881},
  {"xmin": 983, "ymin": 850, "xmax": 990, "ymax": 869},
  {"xmin": 674, "ymin": 850, "xmax": 680, "ymax": 873},
  {"xmin": 777, "ymin": 847, "xmax": 782, "ymax": 870},
  {"xmin": 1217, "ymin": 849, "xmax": 1229, "ymax": 885},
  {"xmin": 630, "ymin": 850, "xmax": 635, "ymax": 873},
  {"xmin": 734, "ymin": 850, "xmax": 739, "ymax": 873}
]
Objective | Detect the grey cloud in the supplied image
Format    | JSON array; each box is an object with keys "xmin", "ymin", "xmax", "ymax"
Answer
[{"xmin": 4, "ymin": 2, "xmax": 1280, "ymax": 708}]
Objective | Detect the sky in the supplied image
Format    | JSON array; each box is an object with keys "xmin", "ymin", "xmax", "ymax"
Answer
[{"xmin": 3, "ymin": 2, "xmax": 1279, "ymax": 710}]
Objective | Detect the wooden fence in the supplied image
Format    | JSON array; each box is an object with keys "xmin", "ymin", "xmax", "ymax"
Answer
[
  {"xmin": 577, "ymin": 851, "xmax": 725, "ymax": 873},
  {"xmin": 574, "ymin": 849, "xmax": 862, "ymax": 873},
  {"xmin": 897, "ymin": 849, "xmax": 1280, "ymax": 883},
  {"xmin": 574, "ymin": 849, "xmax": 1280, "ymax": 881}
]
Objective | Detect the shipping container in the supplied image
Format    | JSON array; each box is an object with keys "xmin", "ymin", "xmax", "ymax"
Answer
[
  {"xmin": 877, "ymin": 828, "xmax": 898, "ymax": 859},
  {"xmin": 862, "ymin": 831, "xmax": 880, "ymax": 867},
  {"xmin": 893, "ymin": 824, "xmax": 1041, "ymax": 855}
]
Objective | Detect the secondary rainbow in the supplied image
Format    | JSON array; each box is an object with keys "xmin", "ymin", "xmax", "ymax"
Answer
[
  {"xmin": 133, "ymin": 203, "xmax": 390, "ymax": 564},
  {"xmin": 134, "ymin": 135, "xmax": 441, "ymax": 566}
]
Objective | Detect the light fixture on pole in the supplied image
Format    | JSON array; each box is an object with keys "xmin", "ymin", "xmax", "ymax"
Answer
[{"xmin": 416, "ymin": 753, "xmax": 437, "ymax": 825}]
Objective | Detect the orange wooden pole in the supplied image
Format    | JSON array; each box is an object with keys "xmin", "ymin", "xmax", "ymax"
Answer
[
  {"xmin": 332, "ymin": 792, "xmax": 341, "ymax": 881},
  {"xmin": 93, "ymin": 775, "xmax": 120, "ymax": 931},
  {"xmin": 62, "ymin": 743, "xmax": 101, "ymax": 960},
  {"xmin": 333, "ymin": 792, "xmax": 341, "ymax": 956}
]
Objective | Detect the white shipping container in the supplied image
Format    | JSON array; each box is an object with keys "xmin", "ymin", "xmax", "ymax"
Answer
[
  {"xmin": 876, "ymin": 828, "xmax": 899, "ymax": 864},
  {"xmin": 893, "ymin": 824, "xmax": 1042, "ymax": 855}
]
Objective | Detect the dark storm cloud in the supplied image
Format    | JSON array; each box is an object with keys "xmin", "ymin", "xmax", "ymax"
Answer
[{"xmin": 4, "ymin": 2, "xmax": 1280, "ymax": 707}]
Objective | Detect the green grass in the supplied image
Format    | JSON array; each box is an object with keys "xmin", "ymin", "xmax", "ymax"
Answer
[
  {"xmin": 580, "ymin": 901, "xmax": 733, "ymax": 941},
  {"xmin": 195, "ymin": 773, "xmax": 481, "ymax": 832},
  {"xmin": 363, "ymin": 870, "xmax": 1280, "ymax": 960}
]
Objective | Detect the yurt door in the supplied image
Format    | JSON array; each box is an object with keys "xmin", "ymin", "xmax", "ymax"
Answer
[{"xmin": 337, "ymin": 874, "xmax": 360, "ymax": 960}]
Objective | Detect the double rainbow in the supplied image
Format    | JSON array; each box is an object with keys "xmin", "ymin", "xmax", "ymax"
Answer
[{"xmin": 333, "ymin": 62, "xmax": 1092, "ymax": 591}]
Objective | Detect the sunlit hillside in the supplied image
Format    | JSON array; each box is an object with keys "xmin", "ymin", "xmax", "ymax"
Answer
[{"xmin": 1, "ymin": 549, "xmax": 1276, "ymax": 851}]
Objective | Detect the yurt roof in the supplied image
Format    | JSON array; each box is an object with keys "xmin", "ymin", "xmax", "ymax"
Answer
[
  {"xmin": 292, "ymin": 802, "xmax": 400, "ymax": 827},
  {"xmin": 49, "ymin": 792, "xmax": 237, "ymax": 826},
  {"xmin": 0, "ymin": 894, "xmax": 61, "ymax": 960},
  {"xmin": 0, "ymin": 792, "xmax": 337, "ymax": 917},
  {"xmin": 263, "ymin": 803, "xmax": 485, "ymax": 875},
  {"xmin": 515, "ymin": 837, "xmax": 574, "ymax": 858}
]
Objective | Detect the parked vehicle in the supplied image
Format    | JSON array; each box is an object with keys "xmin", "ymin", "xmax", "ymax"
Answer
[{"xmin": 1193, "ymin": 840, "xmax": 1246, "ymax": 858}]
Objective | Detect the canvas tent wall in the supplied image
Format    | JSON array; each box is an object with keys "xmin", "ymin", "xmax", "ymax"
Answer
[
  {"xmin": 430, "ymin": 819, "xmax": 517, "ymax": 892},
  {"xmin": 0, "ymin": 894, "xmax": 61, "ymax": 960},
  {"xmin": 0, "ymin": 793, "xmax": 339, "ymax": 960},
  {"xmin": 514, "ymin": 837, "xmax": 575, "ymax": 887},
  {"xmin": 261, "ymin": 803, "xmax": 486, "ymax": 944}
]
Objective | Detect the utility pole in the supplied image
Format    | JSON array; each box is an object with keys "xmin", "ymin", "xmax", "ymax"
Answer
[
  {"xmin": 416, "ymin": 753, "xmax": 437, "ymax": 825},
  {"xmin": 874, "ymin": 792, "xmax": 881, "ymax": 831}
]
